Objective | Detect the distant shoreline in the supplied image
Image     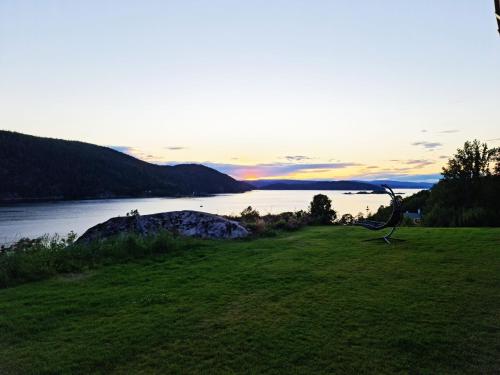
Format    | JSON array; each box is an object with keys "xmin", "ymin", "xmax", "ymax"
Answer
[
  {"xmin": 0, "ymin": 188, "xmax": 426, "ymax": 205},
  {"xmin": 0, "ymin": 192, "xmax": 220, "ymax": 205}
]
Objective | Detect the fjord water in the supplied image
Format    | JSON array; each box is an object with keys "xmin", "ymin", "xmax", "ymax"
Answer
[{"xmin": 0, "ymin": 189, "xmax": 421, "ymax": 244}]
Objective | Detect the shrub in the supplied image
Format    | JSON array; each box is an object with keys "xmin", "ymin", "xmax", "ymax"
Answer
[
  {"xmin": 401, "ymin": 216, "xmax": 417, "ymax": 227},
  {"xmin": 338, "ymin": 213, "xmax": 354, "ymax": 225},
  {"xmin": 240, "ymin": 206, "xmax": 260, "ymax": 221},
  {"xmin": 309, "ymin": 194, "xmax": 337, "ymax": 225},
  {"xmin": 234, "ymin": 209, "xmax": 311, "ymax": 236}
]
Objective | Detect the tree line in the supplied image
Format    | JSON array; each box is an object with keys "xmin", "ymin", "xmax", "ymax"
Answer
[{"xmin": 369, "ymin": 140, "xmax": 500, "ymax": 227}]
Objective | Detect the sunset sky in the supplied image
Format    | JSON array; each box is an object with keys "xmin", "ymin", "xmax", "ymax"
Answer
[{"xmin": 1, "ymin": 1, "xmax": 499, "ymax": 181}]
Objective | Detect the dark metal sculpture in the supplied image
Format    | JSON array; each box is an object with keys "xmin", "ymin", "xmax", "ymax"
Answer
[
  {"xmin": 496, "ymin": 0, "xmax": 500, "ymax": 34},
  {"xmin": 355, "ymin": 184, "xmax": 404, "ymax": 244}
]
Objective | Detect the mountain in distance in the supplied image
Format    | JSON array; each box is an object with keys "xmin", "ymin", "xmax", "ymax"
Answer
[
  {"xmin": 248, "ymin": 179, "xmax": 434, "ymax": 190},
  {"xmin": 0, "ymin": 131, "xmax": 251, "ymax": 202},
  {"xmin": 250, "ymin": 180, "xmax": 384, "ymax": 191},
  {"xmin": 365, "ymin": 180, "xmax": 435, "ymax": 189}
]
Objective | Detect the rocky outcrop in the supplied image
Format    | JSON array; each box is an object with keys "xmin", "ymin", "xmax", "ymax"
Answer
[{"xmin": 76, "ymin": 210, "xmax": 249, "ymax": 244}]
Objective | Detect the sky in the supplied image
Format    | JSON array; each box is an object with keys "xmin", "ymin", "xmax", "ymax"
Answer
[{"xmin": 1, "ymin": 1, "xmax": 499, "ymax": 181}]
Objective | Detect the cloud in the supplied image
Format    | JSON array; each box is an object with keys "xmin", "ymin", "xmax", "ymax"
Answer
[
  {"xmin": 438, "ymin": 129, "xmax": 459, "ymax": 134},
  {"xmin": 352, "ymin": 172, "xmax": 441, "ymax": 183},
  {"xmin": 404, "ymin": 159, "xmax": 435, "ymax": 168},
  {"xmin": 487, "ymin": 137, "xmax": 500, "ymax": 142},
  {"xmin": 439, "ymin": 155, "xmax": 449, "ymax": 159},
  {"xmin": 421, "ymin": 129, "xmax": 427, "ymax": 133},
  {"xmin": 108, "ymin": 145, "xmax": 165, "ymax": 163},
  {"xmin": 389, "ymin": 159, "xmax": 436, "ymax": 168},
  {"xmin": 297, "ymin": 168, "xmax": 335, "ymax": 174},
  {"xmin": 163, "ymin": 161, "xmax": 361, "ymax": 180},
  {"xmin": 161, "ymin": 159, "xmax": 443, "ymax": 182},
  {"xmin": 283, "ymin": 155, "xmax": 313, "ymax": 162},
  {"xmin": 165, "ymin": 146, "xmax": 187, "ymax": 151},
  {"xmin": 108, "ymin": 145, "xmax": 136, "ymax": 154},
  {"xmin": 411, "ymin": 141, "xmax": 442, "ymax": 150}
]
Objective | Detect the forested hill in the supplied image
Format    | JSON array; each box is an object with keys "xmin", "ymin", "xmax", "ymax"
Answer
[{"xmin": 0, "ymin": 131, "xmax": 251, "ymax": 202}]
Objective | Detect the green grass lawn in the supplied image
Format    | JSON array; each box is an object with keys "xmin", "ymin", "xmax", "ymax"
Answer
[{"xmin": 0, "ymin": 227, "xmax": 499, "ymax": 374}]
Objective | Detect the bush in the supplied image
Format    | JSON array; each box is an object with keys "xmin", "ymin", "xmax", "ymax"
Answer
[
  {"xmin": 401, "ymin": 216, "xmax": 418, "ymax": 227},
  {"xmin": 309, "ymin": 194, "xmax": 337, "ymax": 225},
  {"xmin": 338, "ymin": 213, "xmax": 354, "ymax": 225},
  {"xmin": 234, "ymin": 209, "xmax": 312, "ymax": 236},
  {"xmin": 240, "ymin": 206, "xmax": 260, "ymax": 221}
]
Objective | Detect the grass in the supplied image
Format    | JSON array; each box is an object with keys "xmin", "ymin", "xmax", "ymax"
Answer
[
  {"xmin": 0, "ymin": 227, "xmax": 499, "ymax": 374},
  {"xmin": 0, "ymin": 231, "xmax": 181, "ymax": 288}
]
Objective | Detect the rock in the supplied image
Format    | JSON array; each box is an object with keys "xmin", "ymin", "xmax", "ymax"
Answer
[{"xmin": 76, "ymin": 210, "xmax": 249, "ymax": 244}]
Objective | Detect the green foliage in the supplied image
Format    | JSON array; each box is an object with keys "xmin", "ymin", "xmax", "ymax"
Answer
[
  {"xmin": 424, "ymin": 180, "xmax": 500, "ymax": 227},
  {"xmin": 338, "ymin": 213, "xmax": 354, "ymax": 225},
  {"xmin": 494, "ymin": 148, "xmax": 500, "ymax": 175},
  {"xmin": 0, "ymin": 231, "xmax": 180, "ymax": 288},
  {"xmin": 369, "ymin": 190, "xmax": 430, "ymax": 223},
  {"xmin": 262, "ymin": 211, "xmax": 312, "ymax": 232},
  {"xmin": 309, "ymin": 194, "xmax": 337, "ymax": 224},
  {"xmin": 237, "ymin": 207, "xmax": 311, "ymax": 235},
  {"xmin": 240, "ymin": 206, "xmax": 260, "ymax": 221},
  {"xmin": 401, "ymin": 216, "xmax": 418, "ymax": 227},
  {"xmin": 442, "ymin": 139, "xmax": 498, "ymax": 180},
  {"xmin": 0, "ymin": 227, "xmax": 498, "ymax": 374},
  {"xmin": 424, "ymin": 139, "xmax": 500, "ymax": 227},
  {"xmin": 368, "ymin": 140, "xmax": 500, "ymax": 227}
]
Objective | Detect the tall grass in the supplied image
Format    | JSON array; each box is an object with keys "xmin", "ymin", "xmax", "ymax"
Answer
[{"xmin": 0, "ymin": 231, "xmax": 180, "ymax": 288}]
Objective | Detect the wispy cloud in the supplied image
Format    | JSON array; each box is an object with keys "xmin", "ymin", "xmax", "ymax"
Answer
[
  {"xmin": 411, "ymin": 141, "xmax": 442, "ymax": 151},
  {"xmin": 364, "ymin": 173, "xmax": 441, "ymax": 182},
  {"xmin": 283, "ymin": 155, "xmax": 313, "ymax": 162},
  {"xmin": 163, "ymin": 161, "xmax": 361, "ymax": 180},
  {"xmin": 108, "ymin": 145, "xmax": 165, "ymax": 163},
  {"xmin": 404, "ymin": 159, "xmax": 435, "ymax": 168},
  {"xmin": 108, "ymin": 145, "xmax": 136, "ymax": 154},
  {"xmin": 438, "ymin": 129, "xmax": 459, "ymax": 134},
  {"xmin": 388, "ymin": 159, "xmax": 436, "ymax": 168},
  {"xmin": 350, "ymin": 170, "xmax": 441, "ymax": 182},
  {"xmin": 165, "ymin": 146, "xmax": 187, "ymax": 151}
]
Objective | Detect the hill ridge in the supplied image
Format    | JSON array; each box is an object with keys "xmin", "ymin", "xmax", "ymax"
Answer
[{"xmin": 0, "ymin": 131, "xmax": 251, "ymax": 201}]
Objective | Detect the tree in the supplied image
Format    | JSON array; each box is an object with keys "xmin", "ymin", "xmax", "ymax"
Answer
[
  {"xmin": 493, "ymin": 147, "xmax": 500, "ymax": 176},
  {"xmin": 309, "ymin": 194, "xmax": 337, "ymax": 225},
  {"xmin": 338, "ymin": 213, "xmax": 354, "ymax": 225},
  {"xmin": 423, "ymin": 140, "xmax": 500, "ymax": 227},
  {"xmin": 442, "ymin": 140, "xmax": 496, "ymax": 181}
]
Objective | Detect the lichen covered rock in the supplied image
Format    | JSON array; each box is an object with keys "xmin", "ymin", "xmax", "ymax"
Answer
[{"xmin": 77, "ymin": 210, "xmax": 249, "ymax": 243}]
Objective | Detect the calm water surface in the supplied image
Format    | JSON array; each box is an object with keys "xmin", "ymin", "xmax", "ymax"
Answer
[{"xmin": 0, "ymin": 189, "xmax": 421, "ymax": 244}]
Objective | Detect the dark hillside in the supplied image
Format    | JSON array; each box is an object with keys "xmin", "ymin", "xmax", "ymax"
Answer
[{"xmin": 0, "ymin": 131, "xmax": 251, "ymax": 201}]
